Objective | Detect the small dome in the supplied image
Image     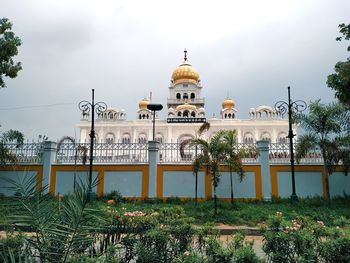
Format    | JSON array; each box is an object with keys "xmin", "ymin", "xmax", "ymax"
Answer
[
  {"xmin": 171, "ymin": 50, "xmax": 199, "ymax": 85},
  {"xmin": 139, "ymin": 98, "xmax": 150, "ymax": 110},
  {"xmin": 176, "ymin": 103, "xmax": 197, "ymax": 112},
  {"xmin": 222, "ymin": 98, "xmax": 235, "ymax": 109}
]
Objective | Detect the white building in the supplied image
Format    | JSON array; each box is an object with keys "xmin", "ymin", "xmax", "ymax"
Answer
[{"xmin": 77, "ymin": 51, "xmax": 291, "ymax": 144}]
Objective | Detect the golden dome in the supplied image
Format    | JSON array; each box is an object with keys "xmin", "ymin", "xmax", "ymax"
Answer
[
  {"xmin": 176, "ymin": 103, "xmax": 197, "ymax": 111},
  {"xmin": 139, "ymin": 98, "xmax": 150, "ymax": 110},
  {"xmin": 171, "ymin": 49, "xmax": 199, "ymax": 84},
  {"xmin": 222, "ymin": 98, "xmax": 235, "ymax": 109}
]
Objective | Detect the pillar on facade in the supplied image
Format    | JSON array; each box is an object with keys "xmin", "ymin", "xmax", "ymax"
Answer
[
  {"xmin": 148, "ymin": 140, "xmax": 159, "ymax": 198},
  {"xmin": 42, "ymin": 141, "xmax": 57, "ymax": 194},
  {"xmin": 256, "ymin": 140, "xmax": 271, "ymax": 200}
]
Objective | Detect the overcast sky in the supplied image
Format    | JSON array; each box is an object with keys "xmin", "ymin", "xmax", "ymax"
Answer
[{"xmin": 0, "ymin": 0, "xmax": 349, "ymax": 141}]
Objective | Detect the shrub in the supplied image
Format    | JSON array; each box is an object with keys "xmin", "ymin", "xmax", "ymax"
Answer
[
  {"xmin": 105, "ymin": 190, "xmax": 123, "ymax": 203},
  {"xmin": 136, "ymin": 227, "xmax": 172, "ymax": 263},
  {"xmin": 0, "ymin": 235, "xmax": 26, "ymax": 262},
  {"xmin": 166, "ymin": 196, "xmax": 182, "ymax": 204},
  {"xmin": 262, "ymin": 213, "xmax": 319, "ymax": 263},
  {"xmin": 319, "ymin": 236, "xmax": 350, "ymax": 263}
]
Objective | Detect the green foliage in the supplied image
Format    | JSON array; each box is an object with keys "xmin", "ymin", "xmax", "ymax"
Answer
[
  {"xmin": 263, "ymin": 212, "xmax": 350, "ymax": 263},
  {"xmin": 0, "ymin": 129, "xmax": 24, "ymax": 165},
  {"xmin": 0, "ymin": 18, "xmax": 22, "ymax": 88},
  {"xmin": 328, "ymin": 23, "xmax": 350, "ymax": 106},
  {"xmin": 205, "ymin": 233, "xmax": 263, "ymax": 263},
  {"xmin": 319, "ymin": 236, "xmax": 350, "ymax": 263},
  {"xmin": 105, "ymin": 190, "xmax": 123, "ymax": 203},
  {"xmin": 5, "ymin": 175, "xmax": 106, "ymax": 262},
  {"xmin": 0, "ymin": 234, "xmax": 26, "ymax": 262},
  {"xmin": 166, "ymin": 196, "xmax": 183, "ymax": 204},
  {"xmin": 327, "ymin": 59, "xmax": 350, "ymax": 106},
  {"xmin": 295, "ymin": 100, "xmax": 348, "ymax": 198}
]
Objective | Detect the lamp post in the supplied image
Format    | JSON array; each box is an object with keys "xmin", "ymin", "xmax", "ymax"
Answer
[
  {"xmin": 79, "ymin": 89, "xmax": 107, "ymax": 201},
  {"xmin": 147, "ymin": 104, "xmax": 163, "ymax": 140},
  {"xmin": 275, "ymin": 86, "xmax": 307, "ymax": 202}
]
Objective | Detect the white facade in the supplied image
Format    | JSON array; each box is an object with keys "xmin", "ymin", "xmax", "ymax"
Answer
[{"xmin": 77, "ymin": 51, "xmax": 292, "ymax": 144}]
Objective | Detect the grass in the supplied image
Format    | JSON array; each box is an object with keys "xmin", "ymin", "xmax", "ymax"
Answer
[
  {"xmin": 2, "ymin": 195, "xmax": 350, "ymax": 228},
  {"xmin": 96, "ymin": 196, "xmax": 350, "ymax": 227}
]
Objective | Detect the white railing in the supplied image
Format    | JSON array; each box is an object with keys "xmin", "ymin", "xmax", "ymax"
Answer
[
  {"xmin": 269, "ymin": 143, "xmax": 323, "ymax": 164},
  {"xmin": 3, "ymin": 142, "xmax": 325, "ymax": 165},
  {"xmin": 2, "ymin": 143, "xmax": 44, "ymax": 164},
  {"xmin": 56, "ymin": 143, "xmax": 148, "ymax": 164}
]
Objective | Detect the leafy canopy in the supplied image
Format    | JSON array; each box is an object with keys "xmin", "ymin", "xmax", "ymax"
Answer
[
  {"xmin": 0, "ymin": 18, "xmax": 22, "ymax": 88},
  {"xmin": 327, "ymin": 23, "xmax": 350, "ymax": 106}
]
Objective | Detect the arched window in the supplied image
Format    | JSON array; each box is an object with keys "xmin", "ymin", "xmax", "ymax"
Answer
[
  {"xmin": 278, "ymin": 132, "xmax": 287, "ymax": 143},
  {"xmin": 122, "ymin": 133, "xmax": 131, "ymax": 144},
  {"xmin": 191, "ymin": 111, "xmax": 196, "ymax": 117},
  {"xmin": 105, "ymin": 133, "xmax": 115, "ymax": 144},
  {"xmin": 244, "ymin": 133, "xmax": 254, "ymax": 143},
  {"xmin": 176, "ymin": 93, "xmax": 181, "ymax": 99},
  {"xmin": 228, "ymin": 113, "xmax": 231, "ymax": 118},
  {"xmin": 261, "ymin": 132, "xmax": 271, "ymax": 142},
  {"xmin": 183, "ymin": 93, "xmax": 188, "ymax": 99},
  {"xmin": 177, "ymin": 112, "xmax": 182, "ymax": 117},
  {"xmin": 139, "ymin": 114, "xmax": 141, "ymax": 119},
  {"xmin": 178, "ymin": 134, "xmax": 194, "ymax": 143},
  {"xmin": 190, "ymin": 93, "xmax": 195, "ymax": 99},
  {"xmin": 138, "ymin": 133, "xmax": 147, "ymax": 143},
  {"xmin": 155, "ymin": 134, "xmax": 163, "ymax": 143},
  {"xmin": 183, "ymin": 110, "xmax": 189, "ymax": 117},
  {"xmin": 142, "ymin": 114, "xmax": 145, "ymax": 119}
]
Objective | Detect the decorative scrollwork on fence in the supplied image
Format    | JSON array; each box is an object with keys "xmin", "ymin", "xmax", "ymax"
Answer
[
  {"xmin": 56, "ymin": 143, "xmax": 148, "ymax": 164},
  {"xmin": 5, "ymin": 143, "xmax": 44, "ymax": 164}
]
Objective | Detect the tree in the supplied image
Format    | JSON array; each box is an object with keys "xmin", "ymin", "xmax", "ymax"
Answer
[
  {"xmin": 295, "ymin": 100, "xmax": 347, "ymax": 199},
  {"xmin": 0, "ymin": 129, "xmax": 24, "ymax": 165},
  {"xmin": 180, "ymin": 122, "xmax": 210, "ymax": 203},
  {"xmin": 0, "ymin": 18, "xmax": 22, "ymax": 88},
  {"xmin": 4, "ymin": 175, "xmax": 103, "ymax": 262},
  {"xmin": 191, "ymin": 130, "xmax": 226, "ymax": 215},
  {"xmin": 327, "ymin": 23, "xmax": 350, "ymax": 107},
  {"xmin": 221, "ymin": 130, "xmax": 246, "ymax": 206}
]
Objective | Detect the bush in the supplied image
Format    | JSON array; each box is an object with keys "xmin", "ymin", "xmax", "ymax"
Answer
[
  {"xmin": 105, "ymin": 190, "xmax": 123, "ymax": 203},
  {"xmin": 166, "ymin": 196, "xmax": 182, "ymax": 204},
  {"xmin": 0, "ymin": 235, "xmax": 25, "ymax": 262},
  {"xmin": 319, "ymin": 236, "xmax": 350, "ymax": 263},
  {"xmin": 136, "ymin": 227, "xmax": 172, "ymax": 263}
]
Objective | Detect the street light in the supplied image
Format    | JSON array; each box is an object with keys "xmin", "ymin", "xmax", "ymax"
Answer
[
  {"xmin": 79, "ymin": 89, "xmax": 107, "ymax": 201},
  {"xmin": 147, "ymin": 104, "xmax": 163, "ymax": 141},
  {"xmin": 275, "ymin": 86, "xmax": 307, "ymax": 202}
]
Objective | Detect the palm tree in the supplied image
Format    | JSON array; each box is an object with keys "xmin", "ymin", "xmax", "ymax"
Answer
[
  {"xmin": 4, "ymin": 175, "xmax": 103, "ymax": 262},
  {"xmin": 295, "ymin": 100, "xmax": 347, "ymax": 199},
  {"xmin": 180, "ymin": 122, "xmax": 210, "ymax": 203},
  {"xmin": 0, "ymin": 129, "xmax": 24, "ymax": 165},
  {"xmin": 190, "ymin": 130, "xmax": 226, "ymax": 215},
  {"xmin": 221, "ymin": 130, "xmax": 246, "ymax": 206}
]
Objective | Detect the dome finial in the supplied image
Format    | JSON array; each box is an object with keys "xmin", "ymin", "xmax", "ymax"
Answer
[{"xmin": 184, "ymin": 48, "xmax": 188, "ymax": 62}]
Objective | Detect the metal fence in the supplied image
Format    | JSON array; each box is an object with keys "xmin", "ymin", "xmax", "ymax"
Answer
[
  {"xmin": 269, "ymin": 143, "xmax": 323, "ymax": 164},
  {"xmin": 158, "ymin": 143, "xmax": 258, "ymax": 164},
  {"xmin": 56, "ymin": 143, "xmax": 148, "ymax": 164},
  {"xmin": 3, "ymin": 143, "xmax": 44, "ymax": 164},
  {"xmin": 3, "ymin": 142, "xmax": 324, "ymax": 165}
]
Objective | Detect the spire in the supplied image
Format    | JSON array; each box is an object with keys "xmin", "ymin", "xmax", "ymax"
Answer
[{"xmin": 184, "ymin": 48, "xmax": 188, "ymax": 62}]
